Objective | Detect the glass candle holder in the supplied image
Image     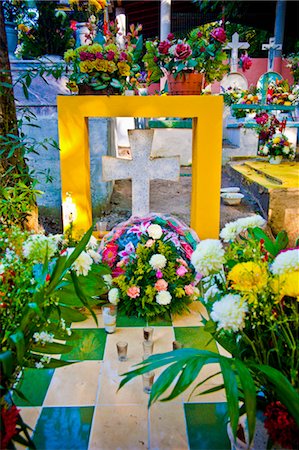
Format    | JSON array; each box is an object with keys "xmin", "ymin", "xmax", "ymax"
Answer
[
  {"xmin": 143, "ymin": 340, "xmax": 154, "ymax": 357},
  {"xmin": 102, "ymin": 304, "xmax": 117, "ymax": 333},
  {"xmin": 142, "ymin": 371, "xmax": 155, "ymax": 394},
  {"xmin": 143, "ymin": 327, "xmax": 154, "ymax": 341},
  {"xmin": 116, "ymin": 341, "xmax": 128, "ymax": 361}
]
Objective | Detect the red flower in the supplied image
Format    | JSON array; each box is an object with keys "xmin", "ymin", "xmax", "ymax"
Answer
[
  {"xmin": 240, "ymin": 53, "xmax": 252, "ymax": 72},
  {"xmin": 167, "ymin": 33, "xmax": 175, "ymax": 41},
  {"xmin": 106, "ymin": 50, "xmax": 115, "ymax": 61},
  {"xmin": 112, "ymin": 266, "xmax": 125, "ymax": 278},
  {"xmin": 181, "ymin": 242, "xmax": 194, "ymax": 260},
  {"xmin": 46, "ymin": 274, "xmax": 51, "ymax": 282},
  {"xmin": 174, "ymin": 43, "xmax": 192, "ymax": 60},
  {"xmin": 70, "ymin": 20, "xmax": 77, "ymax": 31},
  {"xmin": 119, "ymin": 51, "xmax": 128, "ymax": 61},
  {"xmin": 102, "ymin": 242, "xmax": 119, "ymax": 267},
  {"xmin": 1, "ymin": 404, "xmax": 20, "ymax": 449},
  {"xmin": 158, "ymin": 40, "xmax": 171, "ymax": 55},
  {"xmin": 255, "ymin": 112, "xmax": 269, "ymax": 125},
  {"xmin": 197, "ymin": 31, "xmax": 203, "ymax": 38},
  {"xmin": 96, "ymin": 52, "xmax": 104, "ymax": 60},
  {"xmin": 264, "ymin": 401, "xmax": 299, "ymax": 449},
  {"xmin": 210, "ymin": 27, "xmax": 226, "ymax": 44}
]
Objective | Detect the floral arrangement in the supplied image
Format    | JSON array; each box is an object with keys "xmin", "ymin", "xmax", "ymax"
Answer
[
  {"xmin": 0, "ymin": 225, "xmax": 109, "ymax": 448},
  {"xmin": 120, "ymin": 215, "xmax": 299, "ymax": 448},
  {"xmin": 143, "ymin": 23, "xmax": 229, "ymax": 84},
  {"xmin": 285, "ymin": 52, "xmax": 299, "ymax": 85},
  {"xmin": 238, "ymin": 51, "xmax": 252, "ymax": 72},
  {"xmin": 100, "ymin": 214, "xmax": 200, "ymax": 319},
  {"xmin": 259, "ymin": 132, "xmax": 295, "ymax": 160},
  {"xmin": 69, "ymin": 0, "xmax": 107, "ymax": 21},
  {"xmin": 266, "ymin": 79, "xmax": 299, "ymax": 106},
  {"xmin": 64, "ymin": 21, "xmax": 143, "ymax": 94},
  {"xmin": 221, "ymin": 86, "xmax": 260, "ymax": 119},
  {"xmin": 254, "ymin": 112, "xmax": 284, "ymax": 146}
]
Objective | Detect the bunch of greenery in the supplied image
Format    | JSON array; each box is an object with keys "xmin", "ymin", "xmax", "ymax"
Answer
[
  {"xmin": 120, "ymin": 217, "xmax": 299, "ymax": 448},
  {"xmin": 286, "ymin": 53, "xmax": 299, "ymax": 84},
  {"xmin": 0, "ymin": 225, "xmax": 109, "ymax": 448}
]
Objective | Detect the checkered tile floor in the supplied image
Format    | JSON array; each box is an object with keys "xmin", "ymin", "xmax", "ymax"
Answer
[{"xmin": 14, "ymin": 303, "xmax": 230, "ymax": 450}]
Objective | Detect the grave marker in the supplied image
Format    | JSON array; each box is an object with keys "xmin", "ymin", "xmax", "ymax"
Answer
[
  {"xmin": 262, "ymin": 37, "xmax": 282, "ymax": 72},
  {"xmin": 224, "ymin": 32, "xmax": 250, "ymax": 73},
  {"xmin": 102, "ymin": 129, "xmax": 180, "ymax": 217}
]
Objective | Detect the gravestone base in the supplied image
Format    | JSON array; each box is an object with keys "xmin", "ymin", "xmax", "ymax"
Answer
[{"xmin": 227, "ymin": 160, "xmax": 299, "ymax": 246}]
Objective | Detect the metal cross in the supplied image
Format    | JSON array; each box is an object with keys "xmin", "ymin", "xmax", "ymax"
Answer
[
  {"xmin": 102, "ymin": 129, "xmax": 180, "ymax": 217},
  {"xmin": 224, "ymin": 32, "xmax": 250, "ymax": 73},
  {"xmin": 262, "ymin": 37, "xmax": 282, "ymax": 72}
]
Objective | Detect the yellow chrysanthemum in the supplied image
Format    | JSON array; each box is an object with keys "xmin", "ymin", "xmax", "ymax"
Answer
[
  {"xmin": 272, "ymin": 137, "xmax": 281, "ymax": 144},
  {"xmin": 117, "ymin": 61, "xmax": 130, "ymax": 77},
  {"xmin": 107, "ymin": 61, "xmax": 117, "ymax": 73},
  {"xmin": 88, "ymin": 43, "xmax": 103, "ymax": 54},
  {"xmin": 89, "ymin": 0, "xmax": 107, "ymax": 12},
  {"xmin": 93, "ymin": 59, "xmax": 108, "ymax": 72},
  {"xmin": 64, "ymin": 49, "xmax": 76, "ymax": 63},
  {"xmin": 79, "ymin": 61, "xmax": 94, "ymax": 73},
  {"xmin": 227, "ymin": 261, "xmax": 268, "ymax": 293},
  {"xmin": 272, "ymin": 271, "xmax": 299, "ymax": 300}
]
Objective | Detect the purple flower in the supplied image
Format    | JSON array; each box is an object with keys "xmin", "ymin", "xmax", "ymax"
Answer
[
  {"xmin": 79, "ymin": 51, "xmax": 96, "ymax": 61},
  {"xmin": 118, "ymin": 242, "xmax": 135, "ymax": 259},
  {"xmin": 210, "ymin": 27, "xmax": 226, "ymax": 44},
  {"xmin": 156, "ymin": 270, "xmax": 163, "ymax": 279},
  {"xmin": 95, "ymin": 52, "xmax": 104, "ymax": 60},
  {"xmin": 107, "ymin": 50, "xmax": 115, "ymax": 61},
  {"xmin": 119, "ymin": 51, "xmax": 128, "ymax": 61}
]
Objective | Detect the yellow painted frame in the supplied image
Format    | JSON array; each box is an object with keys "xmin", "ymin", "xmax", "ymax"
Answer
[{"xmin": 57, "ymin": 95, "xmax": 223, "ymax": 239}]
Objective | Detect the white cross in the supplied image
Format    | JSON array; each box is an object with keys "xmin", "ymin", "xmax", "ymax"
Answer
[
  {"xmin": 224, "ymin": 32, "xmax": 250, "ymax": 73},
  {"xmin": 102, "ymin": 129, "xmax": 180, "ymax": 217},
  {"xmin": 262, "ymin": 37, "xmax": 282, "ymax": 72}
]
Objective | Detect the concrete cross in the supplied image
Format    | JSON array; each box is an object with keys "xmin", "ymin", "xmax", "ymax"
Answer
[
  {"xmin": 102, "ymin": 129, "xmax": 180, "ymax": 217},
  {"xmin": 262, "ymin": 37, "xmax": 282, "ymax": 72},
  {"xmin": 224, "ymin": 32, "xmax": 250, "ymax": 73}
]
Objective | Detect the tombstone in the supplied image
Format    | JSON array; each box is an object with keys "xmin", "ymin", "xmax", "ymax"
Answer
[
  {"xmin": 262, "ymin": 37, "xmax": 282, "ymax": 72},
  {"xmin": 224, "ymin": 32, "xmax": 250, "ymax": 73},
  {"xmin": 102, "ymin": 129, "xmax": 180, "ymax": 217}
]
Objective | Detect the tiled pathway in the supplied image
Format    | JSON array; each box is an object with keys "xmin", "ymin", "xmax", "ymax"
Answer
[{"xmin": 14, "ymin": 303, "xmax": 230, "ymax": 450}]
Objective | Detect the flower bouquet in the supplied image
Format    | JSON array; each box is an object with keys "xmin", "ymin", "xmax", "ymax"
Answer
[
  {"xmin": 266, "ymin": 80, "xmax": 299, "ymax": 106},
  {"xmin": 64, "ymin": 21, "xmax": 143, "ymax": 94},
  {"xmin": 259, "ymin": 132, "xmax": 295, "ymax": 161},
  {"xmin": 99, "ymin": 214, "xmax": 200, "ymax": 319},
  {"xmin": 0, "ymin": 225, "xmax": 109, "ymax": 448},
  {"xmin": 120, "ymin": 215, "xmax": 299, "ymax": 449},
  {"xmin": 143, "ymin": 23, "xmax": 229, "ymax": 86}
]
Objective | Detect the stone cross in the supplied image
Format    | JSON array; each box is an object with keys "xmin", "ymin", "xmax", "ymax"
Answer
[
  {"xmin": 262, "ymin": 37, "xmax": 282, "ymax": 72},
  {"xmin": 224, "ymin": 32, "xmax": 250, "ymax": 73},
  {"xmin": 102, "ymin": 129, "xmax": 180, "ymax": 217}
]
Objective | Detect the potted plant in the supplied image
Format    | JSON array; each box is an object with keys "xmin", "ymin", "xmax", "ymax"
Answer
[
  {"xmin": 120, "ymin": 215, "xmax": 299, "ymax": 449},
  {"xmin": 99, "ymin": 214, "xmax": 200, "ymax": 319},
  {"xmin": 143, "ymin": 23, "xmax": 229, "ymax": 95},
  {"xmin": 2, "ymin": 0, "xmax": 26, "ymax": 54},
  {"xmin": 0, "ymin": 225, "xmax": 110, "ymax": 448},
  {"xmin": 63, "ymin": 21, "xmax": 143, "ymax": 95},
  {"xmin": 260, "ymin": 132, "xmax": 295, "ymax": 164}
]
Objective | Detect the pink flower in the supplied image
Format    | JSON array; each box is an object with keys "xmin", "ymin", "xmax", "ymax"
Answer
[
  {"xmin": 197, "ymin": 31, "xmax": 203, "ymax": 38},
  {"xmin": 240, "ymin": 53, "xmax": 252, "ymax": 72},
  {"xmin": 181, "ymin": 242, "xmax": 194, "ymax": 260},
  {"xmin": 176, "ymin": 265, "xmax": 188, "ymax": 277},
  {"xmin": 102, "ymin": 242, "xmax": 118, "ymax": 267},
  {"xmin": 158, "ymin": 40, "xmax": 171, "ymax": 55},
  {"xmin": 80, "ymin": 51, "xmax": 96, "ymax": 61},
  {"xmin": 255, "ymin": 112, "xmax": 269, "ymax": 125},
  {"xmin": 112, "ymin": 266, "xmax": 125, "ymax": 278},
  {"xmin": 127, "ymin": 286, "xmax": 140, "ymax": 298},
  {"xmin": 184, "ymin": 284, "xmax": 194, "ymax": 296},
  {"xmin": 154, "ymin": 56, "xmax": 159, "ymax": 63},
  {"xmin": 174, "ymin": 43, "xmax": 192, "ymax": 60},
  {"xmin": 167, "ymin": 33, "xmax": 175, "ymax": 41},
  {"xmin": 176, "ymin": 258, "xmax": 188, "ymax": 267},
  {"xmin": 155, "ymin": 279, "xmax": 168, "ymax": 291},
  {"xmin": 156, "ymin": 270, "xmax": 163, "ymax": 279},
  {"xmin": 95, "ymin": 52, "xmax": 104, "ymax": 60},
  {"xmin": 107, "ymin": 50, "xmax": 115, "ymax": 61},
  {"xmin": 145, "ymin": 239, "xmax": 155, "ymax": 248},
  {"xmin": 210, "ymin": 27, "xmax": 226, "ymax": 44},
  {"xmin": 119, "ymin": 51, "xmax": 128, "ymax": 61}
]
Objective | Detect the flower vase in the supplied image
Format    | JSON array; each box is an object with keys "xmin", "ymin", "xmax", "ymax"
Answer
[
  {"xmin": 269, "ymin": 155, "xmax": 282, "ymax": 165},
  {"xmin": 167, "ymin": 72, "xmax": 205, "ymax": 95}
]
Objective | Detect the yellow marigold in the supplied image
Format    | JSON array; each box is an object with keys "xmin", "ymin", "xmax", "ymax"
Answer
[
  {"xmin": 64, "ymin": 49, "xmax": 76, "ymax": 63},
  {"xmin": 66, "ymin": 81, "xmax": 78, "ymax": 93},
  {"xmin": 272, "ymin": 137, "xmax": 281, "ymax": 144},
  {"xmin": 89, "ymin": 0, "xmax": 107, "ymax": 12},
  {"xmin": 18, "ymin": 24, "xmax": 29, "ymax": 32},
  {"xmin": 118, "ymin": 61, "xmax": 130, "ymax": 77},
  {"xmin": 107, "ymin": 61, "xmax": 117, "ymax": 73},
  {"xmin": 227, "ymin": 261, "xmax": 268, "ymax": 293},
  {"xmin": 272, "ymin": 271, "xmax": 299, "ymax": 300},
  {"xmin": 79, "ymin": 61, "xmax": 94, "ymax": 73},
  {"xmin": 93, "ymin": 59, "xmax": 108, "ymax": 72}
]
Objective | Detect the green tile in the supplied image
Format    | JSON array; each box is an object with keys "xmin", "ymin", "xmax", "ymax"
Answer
[
  {"xmin": 61, "ymin": 329, "xmax": 107, "ymax": 361},
  {"xmin": 116, "ymin": 312, "xmax": 146, "ymax": 327},
  {"xmin": 174, "ymin": 327, "xmax": 218, "ymax": 352},
  {"xmin": 185, "ymin": 403, "xmax": 230, "ymax": 450},
  {"xmin": 33, "ymin": 406, "xmax": 94, "ymax": 450},
  {"xmin": 148, "ymin": 312, "xmax": 172, "ymax": 326},
  {"xmin": 13, "ymin": 368, "xmax": 54, "ymax": 406}
]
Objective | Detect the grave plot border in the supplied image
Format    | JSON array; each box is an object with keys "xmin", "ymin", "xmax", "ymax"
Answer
[{"xmin": 57, "ymin": 95, "xmax": 223, "ymax": 239}]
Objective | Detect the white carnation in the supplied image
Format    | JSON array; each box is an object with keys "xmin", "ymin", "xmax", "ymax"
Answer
[
  {"xmin": 271, "ymin": 249, "xmax": 299, "ymax": 275},
  {"xmin": 147, "ymin": 224, "xmax": 163, "ymax": 240},
  {"xmin": 108, "ymin": 287, "xmax": 119, "ymax": 305},
  {"xmin": 67, "ymin": 248, "xmax": 93, "ymax": 276},
  {"xmin": 88, "ymin": 249, "xmax": 101, "ymax": 263},
  {"xmin": 220, "ymin": 221, "xmax": 241, "ymax": 242},
  {"xmin": 211, "ymin": 294, "xmax": 248, "ymax": 332},
  {"xmin": 220, "ymin": 215, "xmax": 266, "ymax": 242},
  {"xmin": 103, "ymin": 274, "xmax": 113, "ymax": 287},
  {"xmin": 156, "ymin": 290, "xmax": 172, "ymax": 305},
  {"xmin": 191, "ymin": 240, "xmax": 225, "ymax": 276},
  {"xmin": 149, "ymin": 254, "xmax": 167, "ymax": 270}
]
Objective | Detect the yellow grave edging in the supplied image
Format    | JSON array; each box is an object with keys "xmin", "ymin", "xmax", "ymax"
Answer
[
  {"xmin": 232, "ymin": 161, "xmax": 299, "ymax": 190},
  {"xmin": 57, "ymin": 95, "xmax": 223, "ymax": 239}
]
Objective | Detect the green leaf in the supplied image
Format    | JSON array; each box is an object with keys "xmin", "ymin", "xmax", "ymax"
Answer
[
  {"xmin": 32, "ymin": 342, "xmax": 73, "ymax": 354},
  {"xmin": 220, "ymin": 358, "xmax": 239, "ymax": 439},
  {"xmin": 9, "ymin": 330, "xmax": 26, "ymax": 363},
  {"xmin": 50, "ymin": 305, "xmax": 87, "ymax": 322},
  {"xmin": 70, "ymin": 270, "xmax": 98, "ymax": 326},
  {"xmin": 111, "ymin": 78, "xmax": 123, "ymax": 89},
  {"xmin": 0, "ymin": 351, "xmax": 13, "ymax": 377},
  {"xmin": 251, "ymin": 227, "xmax": 276, "ymax": 256},
  {"xmin": 234, "ymin": 360, "xmax": 256, "ymax": 444},
  {"xmin": 274, "ymin": 231, "xmax": 289, "ymax": 253},
  {"xmin": 149, "ymin": 360, "xmax": 186, "ymax": 406}
]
